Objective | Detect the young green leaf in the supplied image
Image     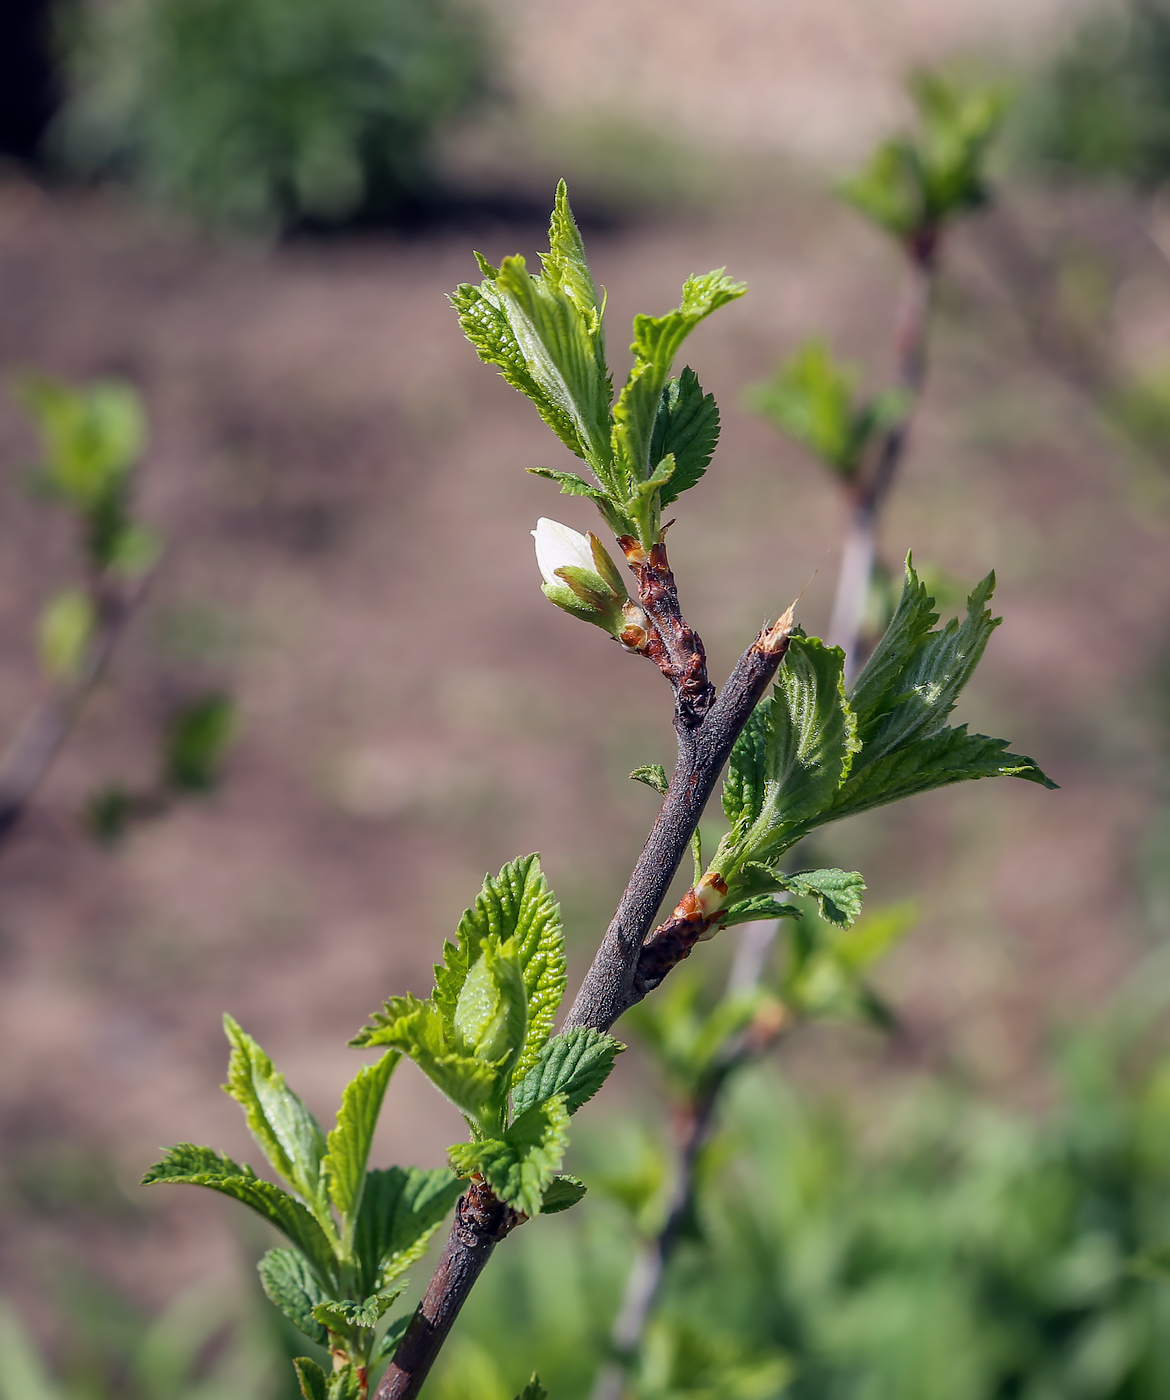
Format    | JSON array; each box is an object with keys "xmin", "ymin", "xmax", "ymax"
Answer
[
  {"xmin": 630, "ymin": 763, "xmax": 669, "ymax": 795},
  {"xmin": 516, "ymin": 1376, "xmax": 549, "ymax": 1400},
  {"xmin": 847, "ymin": 554, "xmax": 939, "ymax": 735},
  {"xmin": 452, "ymin": 940, "xmax": 529, "ymax": 1081},
  {"xmin": 350, "ymin": 994, "xmax": 500, "ymax": 1122},
  {"xmin": 433, "ymin": 854, "xmax": 566, "ymax": 1082},
  {"xmin": 258, "ymin": 1248, "xmax": 329, "ymax": 1346},
  {"xmin": 222, "ymin": 1015, "xmax": 330, "ymax": 1219},
  {"xmin": 351, "ymin": 1166, "xmax": 463, "ymax": 1297},
  {"xmin": 448, "ymin": 1095, "xmax": 570, "ymax": 1218},
  {"xmin": 714, "ymin": 636, "xmax": 859, "ymax": 886},
  {"xmin": 650, "ymin": 367, "xmax": 721, "ymax": 506},
  {"xmin": 784, "ymin": 869, "xmax": 867, "ymax": 928},
  {"xmin": 541, "ymin": 1175, "xmax": 588, "ymax": 1214},
  {"xmin": 826, "ymin": 562, "xmax": 1057, "ymax": 819},
  {"xmin": 454, "ymin": 184, "xmax": 611, "ymax": 474},
  {"xmin": 293, "ymin": 1358, "xmax": 328, "ymax": 1400},
  {"xmin": 17, "ymin": 375, "xmax": 144, "ymax": 511},
  {"xmin": 611, "ymin": 270, "xmax": 745, "ymax": 542},
  {"xmin": 323, "ymin": 1050, "xmax": 400, "ymax": 1236},
  {"xmin": 38, "ymin": 589, "xmax": 95, "ymax": 682},
  {"xmin": 142, "ymin": 1144, "xmax": 337, "ymax": 1283},
  {"xmin": 511, "ymin": 1027, "xmax": 625, "ymax": 1118},
  {"xmin": 717, "ymin": 895, "xmax": 802, "ymax": 930},
  {"xmin": 162, "ymin": 693, "xmax": 236, "ymax": 792},
  {"xmin": 311, "ymin": 1286, "xmax": 403, "ymax": 1340}
]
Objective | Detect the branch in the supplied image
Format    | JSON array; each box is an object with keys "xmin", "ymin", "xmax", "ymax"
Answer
[
  {"xmin": 828, "ymin": 228, "xmax": 938, "ymax": 683},
  {"xmin": 0, "ymin": 577, "xmax": 145, "ymax": 846},
  {"xmin": 374, "ymin": 560, "xmax": 796, "ymax": 1400},
  {"xmin": 374, "ymin": 1181, "xmax": 524, "ymax": 1400}
]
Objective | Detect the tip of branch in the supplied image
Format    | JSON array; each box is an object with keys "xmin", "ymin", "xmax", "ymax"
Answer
[{"xmin": 756, "ymin": 601, "xmax": 797, "ymax": 655}]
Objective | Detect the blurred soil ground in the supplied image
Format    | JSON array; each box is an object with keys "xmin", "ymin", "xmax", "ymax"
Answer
[{"xmin": 0, "ymin": 127, "xmax": 1167, "ymax": 1321}]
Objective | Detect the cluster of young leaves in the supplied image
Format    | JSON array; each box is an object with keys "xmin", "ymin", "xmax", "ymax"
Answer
[
  {"xmin": 744, "ymin": 339, "xmax": 907, "ymax": 484},
  {"xmin": 352, "ymin": 854, "xmax": 624, "ymax": 1220},
  {"xmin": 698, "ymin": 557, "xmax": 1055, "ymax": 931},
  {"xmin": 840, "ymin": 71, "xmax": 1007, "ymax": 240},
  {"xmin": 18, "ymin": 376, "xmax": 160, "ymax": 684},
  {"xmin": 143, "ymin": 1019, "xmax": 463, "ymax": 1397},
  {"xmin": 450, "ymin": 181, "xmax": 744, "ymax": 550}
]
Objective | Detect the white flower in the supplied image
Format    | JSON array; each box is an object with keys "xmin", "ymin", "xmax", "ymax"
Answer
[{"xmin": 531, "ymin": 517, "xmax": 596, "ymax": 588}]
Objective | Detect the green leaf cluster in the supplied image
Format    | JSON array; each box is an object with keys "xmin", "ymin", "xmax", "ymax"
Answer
[
  {"xmin": 451, "ymin": 182, "xmax": 744, "ymax": 549},
  {"xmin": 699, "ymin": 557, "xmax": 1054, "ymax": 929},
  {"xmin": 745, "ymin": 339, "xmax": 907, "ymax": 482},
  {"xmin": 840, "ymin": 71, "xmax": 1008, "ymax": 239},
  {"xmin": 143, "ymin": 1019, "xmax": 462, "ymax": 1375},
  {"xmin": 352, "ymin": 855, "xmax": 623, "ymax": 1218},
  {"xmin": 161, "ymin": 692, "xmax": 237, "ymax": 792},
  {"xmin": 16, "ymin": 375, "xmax": 160, "ymax": 576}
]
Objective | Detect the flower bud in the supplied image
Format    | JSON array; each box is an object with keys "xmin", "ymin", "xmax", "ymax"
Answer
[{"xmin": 531, "ymin": 517, "xmax": 648, "ymax": 641}]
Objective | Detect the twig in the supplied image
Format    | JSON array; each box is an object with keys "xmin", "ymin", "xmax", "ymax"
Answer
[
  {"xmin": 373, "ymin": 551, "xmax": 795, "ymax": 1400},
  {"xmin": 588, "ymin": 920, "xmax": 784, "ymax": 1400},
  {"xmin": 373, "ymin": 1181, "xmax": 524, "ymax": 1400},
  {"xmin": 828, "ymin": 228, "xmax": 938, "ymax": 683},
  {"xmin": 0, "ymin": 577, "xmax": 145, "ymax": 845}
]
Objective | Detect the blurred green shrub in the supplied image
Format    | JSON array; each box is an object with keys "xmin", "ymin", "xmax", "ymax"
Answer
[
  {"xmin": 54, "ymin": 0, "xmax": 490, "ymax": 232},
  {"xmin": 1018, "ymin": 0, "xmax": 1170, "ymax": 187},
  {"xmin": 0, "ymin": 1280, "xmax": 302, "ymax": 1400},
  {"xmin": 430, "ymin": 985, "xmax": 1170, "ymax": 1399}
]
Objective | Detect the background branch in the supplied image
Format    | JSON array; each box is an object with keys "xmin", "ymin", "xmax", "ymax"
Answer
[{"xmin": 828, "ymin": 230, "xmax": 938, "ymax": 682}]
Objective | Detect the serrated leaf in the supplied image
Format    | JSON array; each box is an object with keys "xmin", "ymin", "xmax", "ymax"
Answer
[
  {"xmin": 783, "ymin": 869, "xmax": 866, "ymax": 928},
  {"xmin": 541, "ymin": 1175, "xmax": 588, "ymax": 1214},
  {"xmin": 452, "ymin": 279, "xmax": 584, "ymax": 461},
  {"xmin": 142, "ymin": 1144, "xmax": 336, "ymax": 1283},
  {"xmin": 511, "ymin": 1027, "xmax": 625, "ymax": 1118},
  {"xmin": 764, "ymin": 637, "xmax": 859, "ymax": 826},
  {"xmin": 651, "ymin": 368, "xmax": 721, "ymax": 506},
  {"xmin": 829, "ymin": 724, "xmax": 1055, "ymax": 821},
  {"xmin": 630, "ymin": 763, "xmax": 668, "ymax": 795},
  {"xmin": 612, "ymin": 271, "xmax": 745, "ymax": 540},
  {"xmin": 516, "ymin": 1376, "xmax": 549, "ymax": 1400},
  {"xmin": 433, "ymin": 855, "xmax": 566, "ymax": 1082},
  {"xmin": 448, "ymin": 1096, "xmax": 570, "ymax": 1218},
  {"xmin": 312, "ymin": 1286, "xmax": 403, "ymax": 1340},
  {"xmin": 222, "ymin": 1016, "xmax": 330, "ymax": 1220},
  {"xmin": 721, "ymin": 700, "xmax": 772, "ymax": 829},
  {"xmin": 857, "ymin": 568, "xmax": 1000, "ymax": 763},
  {"xmin": 351, "ymin": 1166, "xmax": 463, "ymax": 1297},
  {"xmin": 326, "ymin": 1365, "xmax": 364, "ymax": 1400},
  {"xmin": 526, "ymin": 467, "xmax": 610, "ymax": 504},
  {"xmin": 715, "ymin": 638, "xmax": 859, "ymax": 886},
  {"xmin": 258, "ymin": 1248, "xmax": 328, "ymax": 1346},
  {"xmin": 324, "ymin": 1050, "xmax": 399, "ymax": 1236},
  {"xmin": 38, "ymin": 589, "xmax": 94, "ymax": 681},
  {"xmin": 717, "ymin": 896, "xmax": 802, "ymax": 930},
  {"xmin": 848, "ymin": 555, "xmax": 939, "ymax": 734},
  {"xmin": 293, "ymin": 1358, "xmax": 328, "ymax": 1400},
  {"xmin": 350, "ymin": 993, "xmax": 500, "ymax": 1119}
]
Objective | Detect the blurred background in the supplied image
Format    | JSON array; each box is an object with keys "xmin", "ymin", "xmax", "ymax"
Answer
[{"xmin": 1, "ymin": 0, "xmax": 1170, "ymax": 1396}]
